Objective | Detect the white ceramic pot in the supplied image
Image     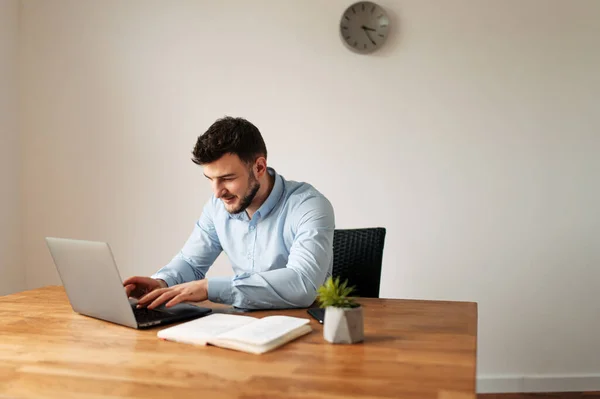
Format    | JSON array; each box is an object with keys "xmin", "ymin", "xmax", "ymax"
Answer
[{"xmin": 323, "ymin": 306, "xmax": 364, "ymax": 344}]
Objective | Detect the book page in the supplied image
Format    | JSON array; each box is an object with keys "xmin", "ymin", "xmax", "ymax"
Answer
[
  {"xmin": 211, "ymin": 324, "xmax": 312, "ymax": 354},
  {"xmin": 157, "ymin": 313, "xmax": 256, "ymax": 345},
  {"xmin": 215, "ymin": 315, "xmax": 310, "ymax": 346}
]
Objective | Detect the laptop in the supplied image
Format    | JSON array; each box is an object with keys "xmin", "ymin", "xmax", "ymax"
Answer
[{"xmin": 45, "ymin": 237, "xmax": 212, "ymax": 329}]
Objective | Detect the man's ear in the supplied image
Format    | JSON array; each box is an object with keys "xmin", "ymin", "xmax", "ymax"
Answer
[{"xmin": 254, "ymin": 156, "xmax": 267, "ymax": 177}]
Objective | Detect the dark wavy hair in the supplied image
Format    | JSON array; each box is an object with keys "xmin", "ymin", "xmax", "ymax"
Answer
[{"xmin": 191, "ymin": 117, "xmax": 267, "ymax": 165}]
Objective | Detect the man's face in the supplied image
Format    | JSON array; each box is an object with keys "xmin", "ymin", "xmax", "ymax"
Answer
[{"xmin": 203, "ymin": 153, "xmax": 260, "ymax": 214}]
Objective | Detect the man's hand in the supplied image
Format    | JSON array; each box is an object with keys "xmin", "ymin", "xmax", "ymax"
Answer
[
  {"xmin": 137, "ymin": 280, "xmax": 209, "ymax": 309},
  {"xmin": 123, "ymin": 276, "xmax": 167, "ymax": 299}
]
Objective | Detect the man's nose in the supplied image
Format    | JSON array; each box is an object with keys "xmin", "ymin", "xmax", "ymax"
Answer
[{"xmin": 212, "ymin": 181, "xmax": 225, "ymax": 198}]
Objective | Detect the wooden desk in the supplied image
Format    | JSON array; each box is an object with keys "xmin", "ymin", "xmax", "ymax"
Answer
[{"xmin": 0, "ymin": 286, "xmax": 477, "ymax": 399}]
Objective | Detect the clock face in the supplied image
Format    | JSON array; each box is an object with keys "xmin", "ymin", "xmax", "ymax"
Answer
[{"xmin": 340, "ymin": 2, "xmax": 390, "ymax": 54}]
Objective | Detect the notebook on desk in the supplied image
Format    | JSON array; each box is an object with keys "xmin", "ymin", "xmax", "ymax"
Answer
[{"xmin": 157, "ymin": 313, "xmax": 312, "ymax": 354}]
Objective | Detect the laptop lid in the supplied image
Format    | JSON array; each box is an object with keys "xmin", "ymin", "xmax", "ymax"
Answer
[{"xmin": 45, "ymin": 237, "xmax": 139, "ymax": 328}]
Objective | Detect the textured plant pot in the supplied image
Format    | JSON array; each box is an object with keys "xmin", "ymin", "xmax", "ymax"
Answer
[{"xmin": 323, "ymin": 306, "xmax": 364, "ymax": 344}]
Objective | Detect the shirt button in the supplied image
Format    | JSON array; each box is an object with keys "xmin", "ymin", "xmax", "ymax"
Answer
[{"xmin": 250, "ymin": 225, "xmax": 255, "ymax": 230}]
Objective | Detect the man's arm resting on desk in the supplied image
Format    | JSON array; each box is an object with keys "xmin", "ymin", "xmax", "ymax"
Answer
[
  {"xmin": 208, "ymin": 267, "xmax": 321, "ymax": 309},
  {"xmin": 139, "ymin": 265, "xmax": 325, "ymax": 310}
]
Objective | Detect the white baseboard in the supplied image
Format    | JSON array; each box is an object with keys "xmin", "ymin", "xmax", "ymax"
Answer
[
  {"xmin": 477, "ymin": 374, "xmax": 600, "ymax": 393},
  {"xmin": 477, "ymin": 376, "xmax": 522, "ymax": 393}
]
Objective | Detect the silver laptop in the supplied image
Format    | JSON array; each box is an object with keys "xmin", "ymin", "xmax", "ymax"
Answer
[{"xmin": 45, "ymin": 237, "xmax": 211, "ymax": 329}]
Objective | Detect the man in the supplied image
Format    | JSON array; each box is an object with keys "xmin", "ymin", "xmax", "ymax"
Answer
[{"xmin": 123, "ymin": 117, "xmax": 335, "ymax": 310}]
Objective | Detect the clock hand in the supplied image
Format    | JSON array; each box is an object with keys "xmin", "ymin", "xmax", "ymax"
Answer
[
  {"xmin": 361, "ymin": 27, "xmax": 377, "ymax": 45},
  {"xmin": 361, "ymin": 25, "xmax": 377, "ymax": 32}
]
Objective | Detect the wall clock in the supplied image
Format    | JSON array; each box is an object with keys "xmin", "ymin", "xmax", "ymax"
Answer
[{"xmin": 340, "ymin": 2, "xmax": 390, "ymax": 54}]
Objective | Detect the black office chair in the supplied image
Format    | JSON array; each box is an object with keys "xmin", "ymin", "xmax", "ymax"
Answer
[{"xmin": 331, "ymin": 227, "xmax": 386, "ymax": 298}]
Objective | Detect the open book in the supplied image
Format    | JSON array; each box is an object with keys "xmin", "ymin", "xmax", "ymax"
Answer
[{"xmin": 157, "ymin": 313, "xmax": 312, "ymax": 354}]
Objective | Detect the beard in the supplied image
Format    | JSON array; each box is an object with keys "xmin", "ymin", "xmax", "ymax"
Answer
[{"xmin": 228, "ymin": 175, "xmax": 260, "ymax": 215}]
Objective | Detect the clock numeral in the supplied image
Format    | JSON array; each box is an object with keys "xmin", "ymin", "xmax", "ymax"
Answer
[
  {"xmin": 352, "ymin": 6, "xmax": 356, "ymax": 14},
  {"xmin": 361, "ymin": 3, "xmax": 365, "ymax": 11},
  {"xmin": 378, "ymin": 34, "xmax": 384, "ymax": 37},
  {"xmin": 342, "ymin": 26, "xmax": 348, "ymax": 30},
  {"xmin": 344, "ymin": 15, "xmax": 350, "ymax": 21},
  {"xmin": 371, "ymin": 5, "xmax": 376, "ymax": 13},
  {"xmin": 353, "ymin": 41, "xmax": 357, "ymax": 47},
  {"xmin": 345, "ymin": 36, "xmax": 351, "ymax": 40},
  {"xmin": 364, "ymin": 43, "xmax": 367, "ymax": 49},
  {"xmin": 380, "ymin": 24, "xmax": 388, "ymax": 28}
]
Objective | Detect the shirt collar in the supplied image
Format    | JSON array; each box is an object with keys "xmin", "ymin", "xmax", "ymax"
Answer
[
  {"xmin": 254, "ymin": 167, "xmax": 284, "ymax": 220},
  {"xmin": 227, "ymin": 167, "xmax": 284, "ymax": 221}
]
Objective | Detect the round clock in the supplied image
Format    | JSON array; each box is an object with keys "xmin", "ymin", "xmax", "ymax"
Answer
[{"xmin": 340, "ymin": 1, "xmax": 390, "ymax": 54}]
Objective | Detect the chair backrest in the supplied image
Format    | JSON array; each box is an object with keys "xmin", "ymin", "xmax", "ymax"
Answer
[{"xmin": 332, "ymin": 227, "xmax": 386, "ymax": 298}]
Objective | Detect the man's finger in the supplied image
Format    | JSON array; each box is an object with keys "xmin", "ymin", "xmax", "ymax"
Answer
[
  {"xmin": 138, "ymin": 288, "xmax": 166, "ymax": 306},
  {"xmin": 165, "ymin": 293, "xmax": 188, "ymax": 308},
  {"xmin": 125, "ymin": 284, "xmax": 135, "ymax": 297},
  {"xmin": 148, "ymin": 290, "xmax": 179, "ymax": 310}
]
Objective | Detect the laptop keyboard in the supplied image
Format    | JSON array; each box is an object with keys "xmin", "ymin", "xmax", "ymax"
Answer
[{"xmin": 133, "ymin": 307, "xmax": 169, "ymax": 324}]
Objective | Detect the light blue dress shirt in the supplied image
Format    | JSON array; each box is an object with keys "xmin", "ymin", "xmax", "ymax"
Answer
[{"xmin": 152, "ymin": 168, "xmax": 335, "ymax": 309}]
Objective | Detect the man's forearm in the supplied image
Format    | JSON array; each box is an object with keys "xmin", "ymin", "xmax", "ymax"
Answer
[{"xmin": 207, "ymin": 268, "xmax": 320, "ymax": 309}]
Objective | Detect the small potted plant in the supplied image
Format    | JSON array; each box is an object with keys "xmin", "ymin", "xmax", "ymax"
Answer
[{"xmin": 317, "ymin": 276, "xmax": 364, "ymax": 344}]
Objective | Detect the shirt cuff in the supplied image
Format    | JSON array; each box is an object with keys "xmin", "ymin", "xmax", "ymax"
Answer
[
  {"xmin": 207, "ymin": 276, "xmax": 234, "ymax": 304},
  {"xmin": 150, "ymin": 272, "xmax": 176, "ymax": 288}
]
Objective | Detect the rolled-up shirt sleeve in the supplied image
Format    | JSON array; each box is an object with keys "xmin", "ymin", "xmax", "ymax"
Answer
[
  {"xmin": 207, "ymin": 195, "xmax": 334, "ymax": 309},
  {"xmin": 152, "ymin": 200, "xmax": 222, "ymax": 287}
]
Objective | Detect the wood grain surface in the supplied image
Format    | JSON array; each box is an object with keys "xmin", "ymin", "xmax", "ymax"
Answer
[{"xmin": 0, "ymin": 286, "xmax": 477, "ymax": 399}]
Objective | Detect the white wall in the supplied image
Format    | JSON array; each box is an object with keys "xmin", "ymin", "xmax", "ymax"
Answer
[
  {"xmin": 18, "ymin": 0, "xmax": 600, "ymax": 392},
  {"xmin": 0, "ymin": 0, "xmax": 25, "ymax": 296}
]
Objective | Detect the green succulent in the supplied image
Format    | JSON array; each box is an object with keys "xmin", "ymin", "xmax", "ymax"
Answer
[{"xmin": 316, "ymin": 276, "xmax": 360, "ymax": 308}]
